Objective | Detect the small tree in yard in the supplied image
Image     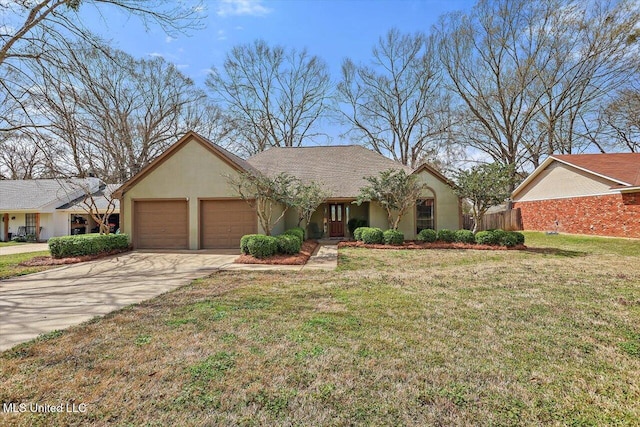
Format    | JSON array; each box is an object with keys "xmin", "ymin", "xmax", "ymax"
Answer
[
  {"xmin": 228, "ymin": 172, "xmax": 298, "ymax": 236},
  {"xmin": 454, "ymin": 163, "xmax": 512, "ymax": 233},
  {"xmin": 292, "ymin": 181, "xmax": 329, "ymax": 228},
  {"xmin": 355, "ymin": 169, "xmax": 424, "ymax": 230}
]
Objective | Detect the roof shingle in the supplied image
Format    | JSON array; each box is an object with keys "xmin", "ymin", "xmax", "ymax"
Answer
[
  {"xmin": 0, "ymin": 178, "xmax": 102, "ymax": 211},
  {"xmin": 247, "ymin": 145, "xmax": 413, "ymax": 198}
]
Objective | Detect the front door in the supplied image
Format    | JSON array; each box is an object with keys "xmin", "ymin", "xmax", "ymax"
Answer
[{"xmin": 329, "ymin": 203, "xmax": 344, "ymax": 237}]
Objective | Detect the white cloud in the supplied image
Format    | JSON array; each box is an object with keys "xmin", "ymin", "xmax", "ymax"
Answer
[
  {"xmin": 165, "ymin": 36, "xmax": 175, "ymax": 43},
  {"xmin": 217, "ymin": 29, "xmax": 227, "ymax": 40},
  {"xmin": 216, "ymin": 0, "xmax": 272, "ymax": 17},
  {"xmin": 176, "ymin": 64, "xmax": 190, "ymax": 70},
  {"xmin": 148, "ymin": 52, "xmax": 164, "ymax": 58}
]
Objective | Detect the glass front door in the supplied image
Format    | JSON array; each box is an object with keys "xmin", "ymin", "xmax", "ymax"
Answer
[{"xmin": 328, "ymin": 203, "xmax": 344, "ymax": 237}]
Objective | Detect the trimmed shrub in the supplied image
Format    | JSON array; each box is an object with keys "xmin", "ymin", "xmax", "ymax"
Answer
[
  {"xmin": 353, "ymin": 227, "xmax": 367, "ymax": 241},
  {"xmin": 361, "ymin": 227, "xmax": 384, "ymax": 244},
  {"xmin": 246, "ymin": 235, "xmax": 278, "ymax": 258},
  {"xmin": 474, "ymin": 229, "xmax": 523, "ymax": 246},
  {"xmin": 454, "ymin": 229, "xmax": 476, "ymax": 244},
  {"xmin": 48, "ymin": 233, "xmax": 130, "ymax": 259},
  {"xmin": 284, "ymin": 227, "xmax": 305, "ymax": 241},
  {"xmin": 437, "ymin": 229, "xmax": 456, "ymax": 243},
  {"xmin": 276, "ymin": 234, "xmax": 302, "ymax": 255},
  {"xmin": 490, "ymin": 229, "xmax": 508, "ymax": 245},
  {"xmin": 417, "ymin": 228, "xmax": 437, "ymax": 243},
  {"xmin": 347, "ymin": 218, "xmax": 368, "ymax": 236},
  {"xmin": 511, "ymin": 231, "xmax": 526, "ymax": 245},
  {"xmin": 240, "ymin": 234, "xmax": 261, "ymax": 254},
  {"xmin": 474, "ymin": 230, "xmax": 495, "ymax": 245},
  {"xmin": 500, "ymin": 232, "xmax": 520, "ymax": 247},
  {"xmin": 383, "ymin": 229, "xmax": 404, "ymax": 245}
]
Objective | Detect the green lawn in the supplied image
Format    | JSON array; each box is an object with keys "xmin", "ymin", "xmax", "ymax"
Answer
[
  {"xmin": 0, "ymin": 251, "xmax": 52, "ymax": 280},
  {"xmin": 1, "ymin": 232, "xmax": 639, "ymax": 426}
]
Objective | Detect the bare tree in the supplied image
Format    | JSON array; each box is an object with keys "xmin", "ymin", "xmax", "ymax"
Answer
[
  {"xmin": 527, "ymin": 0, "xmax": 640, "ymax": 162},
  {"xmin": 437, "ymin": 0, "xmax": 640, "ymax": 179},
  {"xmin": 338, "ymin": 29, "xmax": 452, "ymax": 169},
  {"xmin": 206, "ymin": 40, "xmax": 332, "ymax": 156},
  {"xmin": 436, "ymin": 0, "xmax": 554, "ymax": 185},
  {"xmin": 0, "ymin": 132, "xmax": 58, "ymax": 179},
  {"xmin": 27, "ymin": 40, "xmax": 219, "ymax": 182},
  {"xmin": 589, "ymin": 86, "xmax": 640, "ymax": 153},
  {"xmin": 0, "ymin": 0, "xmax": 203, "ymax": 132},
  {"xmin": 15, "ymin": 39, "xmax": 223, "ymax": 232}
]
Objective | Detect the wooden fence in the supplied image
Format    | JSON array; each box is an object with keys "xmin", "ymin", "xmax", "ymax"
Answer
[{"xmin": 463, "ymin": 208, "xmax": 523, "ymax": 231}]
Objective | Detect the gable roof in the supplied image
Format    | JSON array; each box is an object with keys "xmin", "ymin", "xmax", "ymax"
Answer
[
  {"xmin": 512, "ymin": 153, "xmax": 640, "ymax": 199},
  {"xmin": 0, "ymin": 178, "xmax": 102, "ymax": 211},
  {"xmin": 553, "ymin": 153, "xmax": 640, "ymax": 187},
  {"xmin": 113, "ymin": 131, "xmax": 258, "ymax": 198},
  {"xmin": 247, "ymin": 145, "xmax": 414, "ymax": 199}
]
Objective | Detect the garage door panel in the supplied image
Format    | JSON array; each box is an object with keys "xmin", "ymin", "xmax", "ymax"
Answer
[
  {"xmin": 134, "ymin": 200, "xmax": 188, "ymax": 249},
  {"xmin": 201, "ymin": 200, "xmax": 256, "ymax": 249}
]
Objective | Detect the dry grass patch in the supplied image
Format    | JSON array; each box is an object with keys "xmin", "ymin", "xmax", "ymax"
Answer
[
  {"xmin": 1, "ymin": 233, "xmax": 639, "ymax": 425},
  {"xmin": 0, "ymin": 251, "xmax": 53, "ymax": 280}
]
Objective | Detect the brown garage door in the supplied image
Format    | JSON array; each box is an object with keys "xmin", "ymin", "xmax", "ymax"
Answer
[
  {"xmin": 200, "ymin": 200, "xmax": 256, "ymax": 249},
  {"xmin": 134, "ymin": 200, "xmax": 188, "ymax": 249}
]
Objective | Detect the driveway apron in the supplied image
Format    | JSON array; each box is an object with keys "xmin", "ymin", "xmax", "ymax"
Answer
[{"xmin": 0, "ymin": 251, "xmax": 236, "ymax": 351}]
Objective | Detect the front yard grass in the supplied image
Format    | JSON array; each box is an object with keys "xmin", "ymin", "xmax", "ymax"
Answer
[
  {"xmin": 1, "ymin": 232, "xmax": 639, "ymax": 425},
  {"xmin": 0, "ymin": 251, "xmax": 52, "ymax": 280},
  {"xmin": 0, "ymin": 241, "xmax": 20, "ymax": 248}
]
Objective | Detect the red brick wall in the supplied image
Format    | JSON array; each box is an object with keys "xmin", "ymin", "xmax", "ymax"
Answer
[{"xmin": 513, "ymin": 193, "xmax": 640, "ymax": 238}]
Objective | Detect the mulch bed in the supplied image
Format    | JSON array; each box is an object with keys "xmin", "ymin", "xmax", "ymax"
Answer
[
  {"xmin": 338, "ymin": 240, "xmax": 526, "ymax": 251},
  {"xmin": 18, "ymin": 249, "xmax": 132, "ymax": 266},
  {"xmin": 235, "ymin": 240, "xmax": 319, "ymax": 265}
]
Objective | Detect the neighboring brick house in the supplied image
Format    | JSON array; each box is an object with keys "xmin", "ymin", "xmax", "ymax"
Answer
[{"xmin": 511, "ymin": 153, "xmax": 640, "ymax": 238}]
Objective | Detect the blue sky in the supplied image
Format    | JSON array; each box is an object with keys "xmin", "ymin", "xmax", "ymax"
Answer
[{"xmin": 80, "ymin": 0, "xmax": 475, "ymax": 86}]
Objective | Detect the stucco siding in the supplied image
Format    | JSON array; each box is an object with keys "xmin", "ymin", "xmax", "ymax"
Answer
[
  {"xmin": 122, "ymin": 136, "xmax": 245, "ymax": 249},
  {"xmin": 4, "ymin": 213, "xmax": 25, "ymax": 241},
  {"xmin": 514, "ymin": 162, "xmax": 617, "ymax": 202},
  {"xmin": 414, "ymin": 170, "xmax": 461, "ymax": 232}
]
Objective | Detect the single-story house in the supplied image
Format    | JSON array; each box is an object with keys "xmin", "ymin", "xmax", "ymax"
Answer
[
  {"xmin": 511, "ymin": 153, "xmax": 640, "ymax": 238},
  {"xmin": 114, "ymin": 131, "xmax": 462, "ymax": 250},
  {"xmin": 0, "ymin": 178, "xmax": 120, "ymax": 242}
]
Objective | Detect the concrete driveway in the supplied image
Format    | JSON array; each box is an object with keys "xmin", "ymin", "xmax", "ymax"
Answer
[{"xmin": 0, "ymin": 251, "xmax": 238, "ymax": 351}]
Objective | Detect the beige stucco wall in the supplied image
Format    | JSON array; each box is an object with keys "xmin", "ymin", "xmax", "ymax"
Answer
[
  {"xmin": 514, "ymin": 161, "xmax": 617, "ymax": 202},
  {"xmin": 363, "ymin": 170, "xmax": 462, "ymax": 239},
  {"xmin": 121, "ymin": 136, "xmax": 251, "ymax": 249},
  {"xmin": 414, "ymin": 170, "xmax": 460, "ymax": 233}
]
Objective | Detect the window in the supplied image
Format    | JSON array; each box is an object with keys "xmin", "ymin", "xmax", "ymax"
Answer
[
  {"xmin": 25, "ymin": 213, "xmax": 36, "ymax": 235},
  {"xmin": 416, "ymin": 199, "xmax": 434, "ymax": 233}
]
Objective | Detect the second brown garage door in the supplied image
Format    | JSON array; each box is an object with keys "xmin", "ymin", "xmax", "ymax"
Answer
[
  {"xmin": 134, "ymin": 200, "xmax": 189, "ymax": 249},
  {"xmin": 200, "ymin": 200, "xmax": 256, "ymax": 249}
]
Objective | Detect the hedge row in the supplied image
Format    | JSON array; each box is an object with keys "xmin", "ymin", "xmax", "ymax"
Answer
[
  {"xmin": 240, "ymin": 227, "xmax": 305, "ymax": 259},
  {"xmin": 353, "ymin": 227, "xmax": 525, "ymax": 247},
  {"xmin": 353, "ymin": 227, "xmax": 405, "ymax": 246},
  {"xmin": 418, "ymin": 228, "xmax": 525, "ymax": 247},
  {"xmin": 48, "ymin": 233, "xmax": 130, "ymax": 259}
]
